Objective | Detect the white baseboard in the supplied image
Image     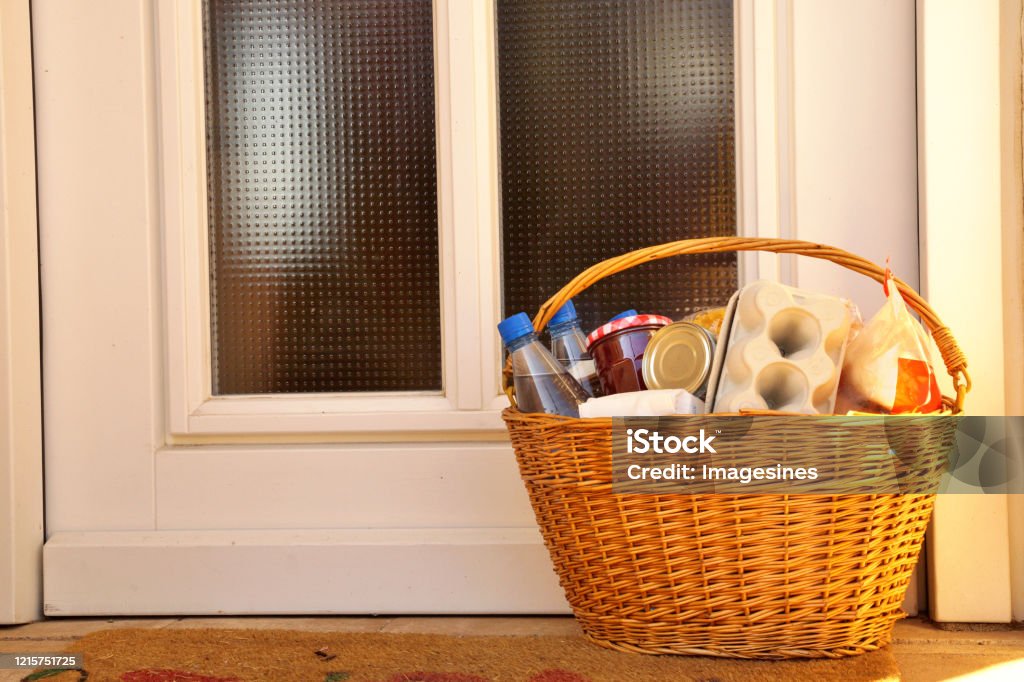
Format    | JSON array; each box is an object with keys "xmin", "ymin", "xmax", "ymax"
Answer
[{"xmin": 44, "ymin": 529, "xmax": 570, "ymax": 616}]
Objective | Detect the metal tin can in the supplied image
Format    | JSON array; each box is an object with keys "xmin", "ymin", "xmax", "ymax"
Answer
[{"xmin": 641, "ymin": 321, "xmax": 716, "ymax": 400}]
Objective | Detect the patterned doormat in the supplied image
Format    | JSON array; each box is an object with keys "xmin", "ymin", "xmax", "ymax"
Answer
[{"xmin": 25, "ymin": 628, "xmax": 899, "ymax": 682}]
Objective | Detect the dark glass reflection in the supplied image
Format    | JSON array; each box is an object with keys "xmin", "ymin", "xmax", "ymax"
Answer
[
  {"xmin": 497, "ymin": 0, "xmax": 738, "ymax": 332},
  {"xmin": 203, "ymin": 0, "xmax": 441, "ymax": 394}
]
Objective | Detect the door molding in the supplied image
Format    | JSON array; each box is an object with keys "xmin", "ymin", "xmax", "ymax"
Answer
[
  {"xmin": 0, "ymin": 0, "xmax": 43, "ymax": 624},
  {"xmin": 735, "ymin": 0, "xmax": 797, "ymax": 286}
]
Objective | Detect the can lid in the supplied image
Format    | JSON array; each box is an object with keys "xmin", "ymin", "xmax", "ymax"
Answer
[
  {"xmin": 585, "ymin": 314, "xmax": 672, "ymax": 349},
  {"xmin": 641, "ymin": 322, "xmax": 715, "ymax": 392}
]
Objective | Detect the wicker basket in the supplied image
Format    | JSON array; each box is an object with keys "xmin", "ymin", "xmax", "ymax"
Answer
[{"xmin": 501, "ymin": 237, "xmax": 971, "ymax": 659}]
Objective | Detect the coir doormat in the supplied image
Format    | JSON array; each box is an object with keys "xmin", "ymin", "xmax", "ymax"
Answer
[{"xmin": 27, "ymin": 628, "xmax": 899, "ymax": 682}]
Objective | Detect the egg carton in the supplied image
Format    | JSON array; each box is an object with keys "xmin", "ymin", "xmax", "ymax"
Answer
[{"xmin": 706, "ymin": 281, "xmax": 854, "ymax": 414}]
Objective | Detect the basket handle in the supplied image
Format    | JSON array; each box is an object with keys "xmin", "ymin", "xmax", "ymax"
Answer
[{"xmin": 501, "ymin": 236, "xmax": 971, "ymax": 412}]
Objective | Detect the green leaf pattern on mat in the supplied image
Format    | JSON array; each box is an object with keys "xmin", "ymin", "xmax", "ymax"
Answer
[{"xmin": 21, "ymin": 669, "xmax": 88, "ymax": 681}]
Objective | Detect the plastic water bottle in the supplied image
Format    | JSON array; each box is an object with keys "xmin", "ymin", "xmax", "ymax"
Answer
[
  {"xmin": 609, "ymin": 309, "xmax": 638, "ymax": 321},
  {"xmin": 499, "ymin": 312, "xmax": 589, "ymax": 417},
  {"xmin": 547, "ymin": 300, "xmax": 603, "ymax": 398}
]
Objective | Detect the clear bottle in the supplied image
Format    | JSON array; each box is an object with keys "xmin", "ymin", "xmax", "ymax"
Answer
[
  {"xmin": 609, "ymin": 309, "xmax": 638, "ymax": 322},
  {"xmin": 547, "ymin": 300, "xmax": 604, "ymax": 398},
  {"xmin": 499, "ymin": 312, "xmax": 589, "ymax": 417}
]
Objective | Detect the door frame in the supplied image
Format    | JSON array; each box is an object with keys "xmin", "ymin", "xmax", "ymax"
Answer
[
  {"xmin": 0, "ymin": 0, "xmax": 44, "ymax": 625},
  {"xmin": 917, "ymin": 0, "xmax": 1024, "ymax": 623}
]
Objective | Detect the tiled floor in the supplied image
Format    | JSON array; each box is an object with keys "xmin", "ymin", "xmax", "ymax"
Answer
[{"xmin": 1, "ymin": 616, "xmax": 1022, "ymax": 681}]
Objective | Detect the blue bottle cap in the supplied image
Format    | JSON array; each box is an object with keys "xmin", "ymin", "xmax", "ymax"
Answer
[
  {"xmin": 548, "ymin": 300, "xmax": 578, "ymax": 327},
  {"xmin": 609, "ymin": 309, "xmax": 638, "ymax": 322},
  {"xmin": 497, "ymin": 312, "xmax": 535, "ymax": 345}
]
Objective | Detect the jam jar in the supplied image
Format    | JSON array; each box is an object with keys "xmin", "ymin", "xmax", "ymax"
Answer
[{"xmin": 585, "ymin": 313, "xmax": 672, "ymax": 395}]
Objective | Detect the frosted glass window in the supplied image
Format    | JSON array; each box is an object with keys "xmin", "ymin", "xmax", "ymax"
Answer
[
  {"xmin": 203, "ymin": 0, "xmax": 441, "ymax": 395},
  {"xmin": 497, "ymin": 0, "xmax": 738, "ymax": 331}
]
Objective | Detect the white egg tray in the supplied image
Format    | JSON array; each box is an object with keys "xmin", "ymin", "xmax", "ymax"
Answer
[{"xmin": 706, "ymin": 281, "xmax": 854, "ymax": 414}]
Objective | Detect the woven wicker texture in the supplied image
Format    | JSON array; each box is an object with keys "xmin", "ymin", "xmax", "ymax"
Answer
[{"xmin": 501, "ymin": 237, "xmax": 970, "ymax": 658}]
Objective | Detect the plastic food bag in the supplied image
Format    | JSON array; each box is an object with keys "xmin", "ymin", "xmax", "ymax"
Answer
[
  {"xmin": 835, "ymin": 273, "xmax": 942, "ymax": 414},
  {"xmin": 683, "ymin": 306, "xmax": 727, "ymax": 337}
]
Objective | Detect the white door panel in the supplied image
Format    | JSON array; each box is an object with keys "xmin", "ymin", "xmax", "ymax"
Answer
[
  {"xmin": 790, "ymin": 0, "xmax": 920, "ymax": 311},
  {"xmin": 154, "ymin": 444, "xmax": 535, "ymax": 531}
]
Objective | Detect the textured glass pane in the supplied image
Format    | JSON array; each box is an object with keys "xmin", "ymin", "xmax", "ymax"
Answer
[
  {"xmin": 203, "ymin": 0, "xmax": 441, "ymax": 395},
  {"xmin": 497, "ymin": 0, "xmax": 737, "ymax": 332}
]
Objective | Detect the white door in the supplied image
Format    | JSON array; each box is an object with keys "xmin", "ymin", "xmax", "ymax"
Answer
[{"xmin": 34, "ymin": 0, "xmax": 922, "ymax": 615}]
